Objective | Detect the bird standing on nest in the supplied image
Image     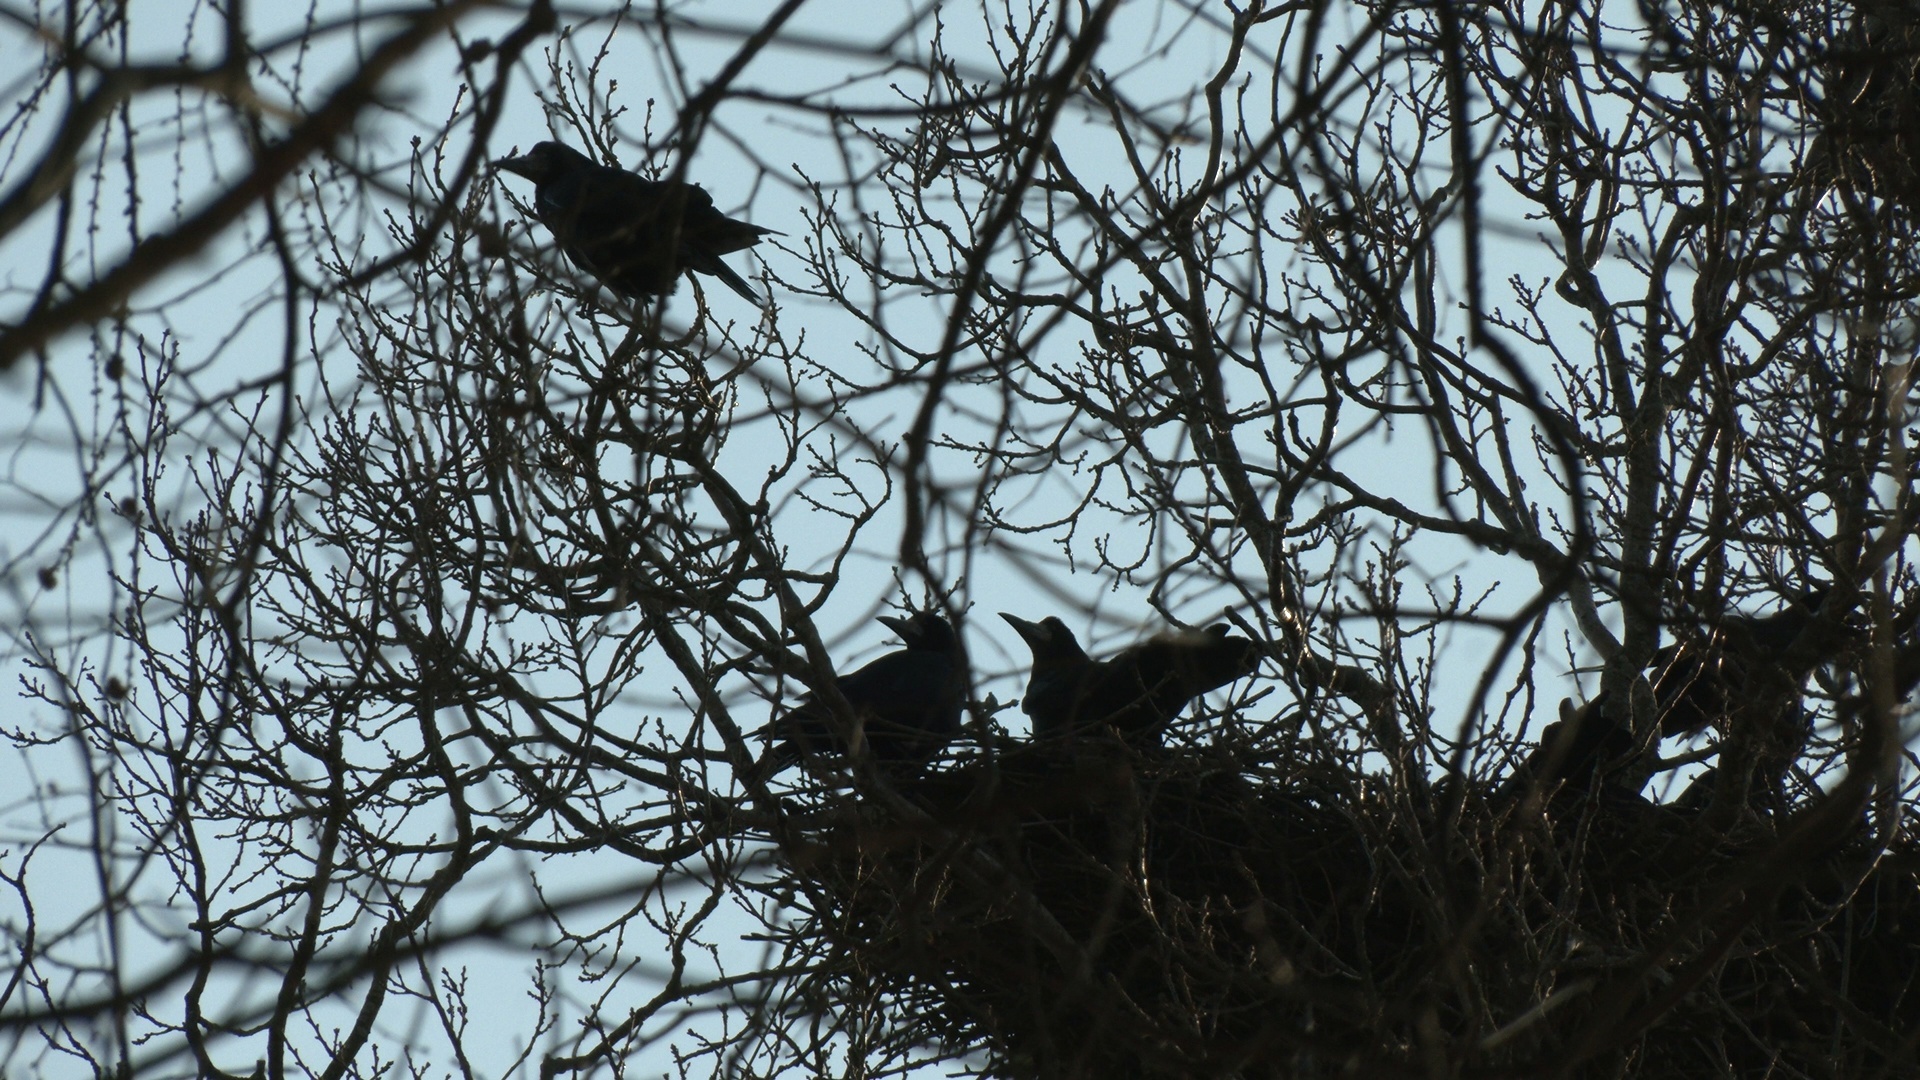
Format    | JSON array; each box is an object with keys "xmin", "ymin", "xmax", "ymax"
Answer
[
  {"xmin": 1648, "ymin": 590, "xmax": 1827, "ymax": 739},
  {"xmin": 1000, "ymin": 613, "xmax": 1259, "ymax": 745},
  {"xmin": 493, "ymin": 141, "xmax": 776, "ymax": 306},
  {"xmin": 763, "ymin": 611, "xmax": 965, "ymax": 775},
  {"xmin": 1511, "ymin": 588, "xmax": 1837, "ymax": 812}
]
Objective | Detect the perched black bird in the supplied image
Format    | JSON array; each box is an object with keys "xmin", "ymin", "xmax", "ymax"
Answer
[
  {"xmin": 1501, "ymin": 697, "xmax": 1641, "ymax": 805},
  {"xmin": 1000, "ymin": 613, "xmax": 1258, "ymax": 743},
  {"xmin": 1649, "ymin": 589, "xmax": 1827, "ymax": 738},
  {"xmin": 1503, "ymin": 589, "xmax": 1835, "ymax": 812},
  {"xmin": 493, "ymin": 141, "xmax": 775, "ymax": 305},
  {"xmin": 766, "ymin": 611, "xmax": 964, "ymax": 773},
  {"xmin": 1807, "ymin": 4, "xmax": 1920, "ymax": 207}
]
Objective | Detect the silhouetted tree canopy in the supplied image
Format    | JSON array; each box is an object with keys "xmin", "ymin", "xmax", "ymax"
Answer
[{"xmin": 1, "ymin": 1, "xmax": 1916, "ymax": 1077}]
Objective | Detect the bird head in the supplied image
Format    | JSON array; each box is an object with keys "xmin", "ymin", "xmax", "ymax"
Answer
[
  {"xmin": 493, "ymin": 141, "xmax": 589, "ymax": 184},
  {"xmin": 877, "ymin": 610, "xmax": 957, "ymax": 652},
  {"xmin": 999, "ymin": 613, "xmax": 1089, "ymax": 663}
]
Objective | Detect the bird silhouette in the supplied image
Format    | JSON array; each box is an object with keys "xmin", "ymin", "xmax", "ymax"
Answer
[
  {"xmin": 764, "ymin": 611, "xmax": 964, "ymax": 774},
  {"xmin": 1649, "ymin": 589, "xmax": 1826, "ymax": 738},
  {"xmin": 1501, "ymin": 696, "xmax": 1641, "ymax": 805},
  {"xmin": 1807, "ymin": 5, "xmax": 1920, "ymax": 207},
  {"xmin": 493, "ymin": 141, "xmax": 775, "ymax": 305},
  {"xmin": 1505, "ymin": 588, "xmax": 1835, "ymax": 811},
  {"xmin": 1001, "ymin": 613, "xmax": 1258, "ymax": 744}
]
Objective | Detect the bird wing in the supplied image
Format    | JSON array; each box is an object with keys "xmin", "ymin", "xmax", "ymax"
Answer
[
  {"xmin": 770, "ymin": 649, "xmax": 959, "ymax": 768},
  {"xmin": 537, "ymin": 167, "xmax": 683, "ymax": 297},
  {"xmin": 1076, "ymin": 630, "xmax": 1256, "ymax": 740},
  {"xmin": 835, "ymin": 650, "xmax": 961, "ymax": 737},
  {"xmin": 676, "ymin": 184, "xmax": 772, "ymax": 304},
  {"xmin": 678, "ymin": 184, "xmax": 778, "ymax": 254}
]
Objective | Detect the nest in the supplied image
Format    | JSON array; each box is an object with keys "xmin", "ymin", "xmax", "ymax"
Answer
[{"xmin": 773, "ymin": 739, "xmax": 1920, "ymax": 1078}]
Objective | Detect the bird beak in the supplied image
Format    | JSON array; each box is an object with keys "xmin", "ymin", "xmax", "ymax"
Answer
[
  {"xmin": 998, "ymin": 612, "xmax": 1041, "ymax": 645},
  {"xmin": 876, "ymin": 614, "xmax": 913, "ymax": 638},
  {"xmin": 492, "ymin": 152, "xmax": 539, "ymax": 180}
]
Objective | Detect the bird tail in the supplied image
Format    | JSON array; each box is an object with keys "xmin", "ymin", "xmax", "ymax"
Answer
[{"xmin": 694, "ymin": 255, "xmax": 764, "ymax": 306}]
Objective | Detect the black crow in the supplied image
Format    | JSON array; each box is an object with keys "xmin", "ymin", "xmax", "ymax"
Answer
[
  {"xmin": 766, "ymin": 611, "xmax": 964, "ymax": 773},
  {"xmin": 493, "ymin": 141, "xmax": 775, "ymax": 305},
  {"xmin": 1501, "ymin": 697, "xmax": 1641, "ymax": 805},
  {"xmin": 1504, "ymin": 589, "xmax": 1835, "ymax": 811},
  {"xmin": 1650, "ymin": 590, "xmax": 1826, "ymax": 737},
  {"xmin": 1000, "ymin": 613, "xmax": 1258, "ymax": 744}
]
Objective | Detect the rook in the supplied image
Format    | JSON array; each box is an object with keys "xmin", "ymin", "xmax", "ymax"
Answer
[
  {"xmin": 1001, "ymin": 613, "xmax": 1258, "ymax": 744},
  {"xmin": 765, "ymin": 611, "xmax": 965, "ymax": 774},
  {"xmin": 494, "ymin": 141, "xmax": 776, "ymax": 305}
]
